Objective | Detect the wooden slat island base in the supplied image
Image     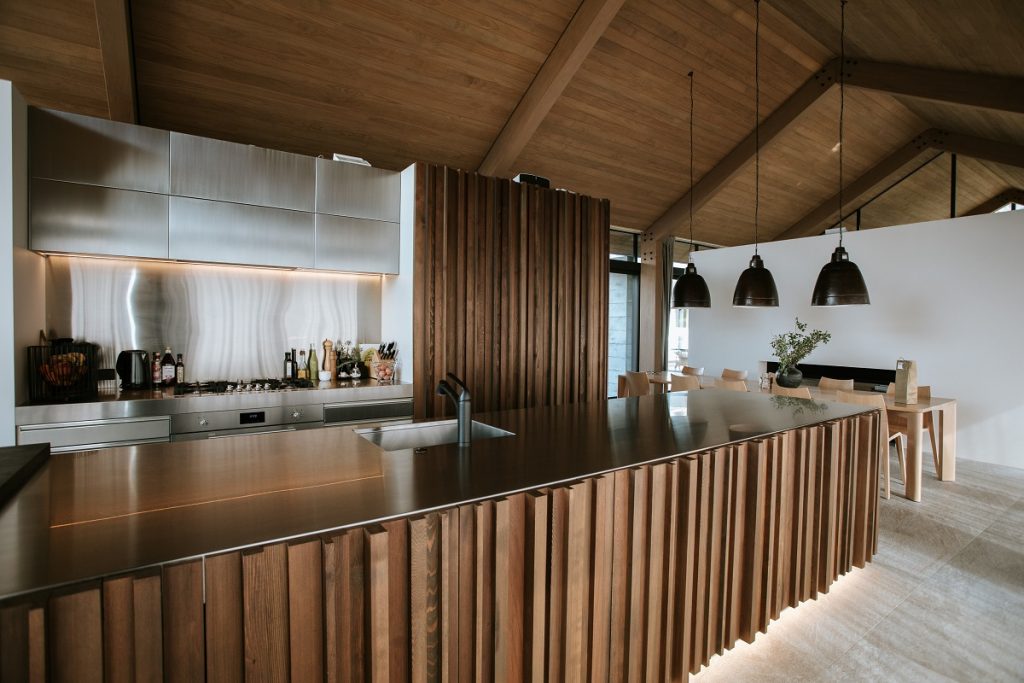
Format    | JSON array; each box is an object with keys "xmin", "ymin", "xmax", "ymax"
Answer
[{"xmin": 0, "ymin": 410, "xmax": 880, "ymax": 681}]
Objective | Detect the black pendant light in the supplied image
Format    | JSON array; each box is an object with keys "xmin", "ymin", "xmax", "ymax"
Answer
[
  {"xmin": 733, "ymin": 0, "xmax": 779, "ymax": 307},
  {"xmin": 811, "ymin": 0, "xmax": 870, "ymax": 306},
  {"xmin": 673, "ymin": 71, "xmax": 711, "ymax": 308}
]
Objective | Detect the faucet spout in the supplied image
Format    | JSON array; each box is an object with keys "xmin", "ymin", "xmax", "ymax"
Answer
[{"xmin": 436, "ymin": 374, "xmax": 472, "ymax": 446}]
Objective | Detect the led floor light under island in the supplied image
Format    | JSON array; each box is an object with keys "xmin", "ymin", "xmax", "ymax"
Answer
[{"xmin": 0, "ymin": 390, "xmax": 882, "ymax": 679}]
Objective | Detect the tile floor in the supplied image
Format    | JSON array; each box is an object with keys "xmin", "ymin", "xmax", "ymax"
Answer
[{"xmin": 693, "ymin": 456, "xmax": 1024, "ymax": 682}]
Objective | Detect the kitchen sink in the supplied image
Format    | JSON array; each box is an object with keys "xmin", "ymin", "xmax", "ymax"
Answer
[{"xmin": 355, "ymin": 419, "xmax": 514, "ymax": 452}]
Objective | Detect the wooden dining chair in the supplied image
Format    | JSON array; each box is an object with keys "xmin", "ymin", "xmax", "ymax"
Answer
[
  {"xmin": 670, "ymin": 374, "xmax": 701, "ymax": 392},
  {"xmin": 682, "ymin": 366, "xmax": 704, "ymax": 376},
  {"xmin": 721, "ymin": 368, "xmax": 748, "ymax": 380},
  {"xmin": 836, "ymin": 390, "xmax": 906, "ymax": 499},
  {"xmin": 715, "ymin": 379, "xmax": 749, "ymax": 392},
  {"xmin": 818, "ymin": 376, "xmax": 854, "ymax": 391},
  {"xmin": 887, "ymin": 383, "xmax": 939, "ymax": 474},
  {"xmin": 622, "ymin": 371, "xmax": 651, "ymax": 397},
  {"xmin": 771, "ymin": 384, "xmax": 811, "ymax": 399}
]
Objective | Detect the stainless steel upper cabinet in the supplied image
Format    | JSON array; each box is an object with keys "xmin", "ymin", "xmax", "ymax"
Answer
[
  {"xmin": 170, "ymin": 133, "xmax": 315, "ymax": 212},
  {"xmin": 29, "ymin": 108, "xmax": 170, "ymax": 194},
  {"xmin": 315, "ymin": 159, "xmax": 400, "ymax": 222},
  {"xmin": 169, "ymin": 196, "xmax": 315, "ymax": 269},
  {"xmin": 315, "ymin": 214, "xmax": 399, "ymax": 274},
  {"xmin": 30, "ymin": 179, "xmax": 169, "ymax": 258}
]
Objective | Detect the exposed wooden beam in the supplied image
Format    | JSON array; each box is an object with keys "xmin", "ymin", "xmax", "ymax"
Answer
[
  {"xmin": 845, "ymin": 60, "xmax": 1024, "ymax": 114},
  {"xmin": 477, "ymin": 0, "xmax": 626, "ymax": 178},
  {"xmin": 963, "ymin": 188, "xmax": 1024, "ymax": 216},
  {"xmin": 776, "ymin": 129, "xmax": 1024, "ymax": 240},
  {"xmin": 643, "ymin": 60, "xmax": 840, "ymax": 243},
  {"xmin": 94, "ymin": 0, "xmax": 137, "ymax": 123},
  {"xmin": 774, "ymin": 130, "xmax": 937, "ymax": 241},
  {"xmin": 929, "ymin": 131, "xmax": 1024, "ymax": 169}
]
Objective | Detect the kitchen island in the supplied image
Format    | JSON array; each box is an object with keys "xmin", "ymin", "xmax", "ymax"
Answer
[{"xmin": 0, "ymin": 390, "xmax": 881, "ymax": 681}]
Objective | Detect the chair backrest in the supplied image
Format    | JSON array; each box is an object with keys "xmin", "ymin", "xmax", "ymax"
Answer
[
  {"xmin": 818, "ymin": 376, "xmax": 854, "ymax": 391},
  {"xmin": 721, "ymin": 368, "xmax": 748, "ymax": 380},
  {"xmin": 772, "ymin": 384, "xmax": 811, "ymax": 399},
  {"xmin": 682, "ymin": 366, "xmax": 704, "ymax": 376},
  {"xmin": 716, "ymin": 379, "xmax": 749, "ymax": 392},
  {"xmin": 670, "ymin": 374, "xmax": 701, "ymax": 392},
  {"xmin": 886, "ymin": 382, "xmax": 931, "ymax": 399},
  {"xmin": 623, "ymin": 371, "xmax": 651, "ymax": 397},
  {"xmin": 835, "ymin": 390, "xmax": 888, "ymax": 420}
]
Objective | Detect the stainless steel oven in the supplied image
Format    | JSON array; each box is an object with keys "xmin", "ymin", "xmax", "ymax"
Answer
[{"xmin": 170, "ymin": 404, "xmax": 324, "ymax": 440}]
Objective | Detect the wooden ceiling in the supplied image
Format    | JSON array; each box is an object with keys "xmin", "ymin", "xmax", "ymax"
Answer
[{"xmin": 1, "ymin": 0, "xmax": 1021, "ymax": 246}]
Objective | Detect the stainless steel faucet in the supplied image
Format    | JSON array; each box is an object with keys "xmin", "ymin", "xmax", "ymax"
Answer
[{"xmin": 436, "ymin": 373, "xmax": 471, "ymax": 446}]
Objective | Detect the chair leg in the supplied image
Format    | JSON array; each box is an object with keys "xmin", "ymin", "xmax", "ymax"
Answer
[
  {"xmin": 882, "ymin": 438, "xmax": 891, "ymax": 499},
  {"xmin": 896, "ymin": 435, "xmax": 907, "ymax": 486}
]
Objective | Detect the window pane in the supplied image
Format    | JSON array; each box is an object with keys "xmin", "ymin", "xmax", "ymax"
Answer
[
  {"xmin": 608, "ymin": 271, "xmax": 638, "ymax": 396},
  {"xmin": 610, "ymin": 230, "xmax": 637, "ymax": 261},
  {"xmin": 667, "ymin": 291, "xmax": 689, "ymax": 371}
]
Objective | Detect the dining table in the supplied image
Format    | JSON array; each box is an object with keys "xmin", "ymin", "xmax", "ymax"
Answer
[{"xmin": 616, "ymin": 372, "xmax": 956, "ymax": 502}]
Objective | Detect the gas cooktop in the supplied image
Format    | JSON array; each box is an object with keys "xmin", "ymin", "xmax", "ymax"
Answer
[{"xmin": 173, "ymin": 378, "xmax": 315, "ymax": 396}]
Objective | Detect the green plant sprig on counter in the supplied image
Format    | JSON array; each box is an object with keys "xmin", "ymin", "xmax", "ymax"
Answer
[{"xmin": 770, "ymin": 318, "xmax": 831, "ymax": 374}]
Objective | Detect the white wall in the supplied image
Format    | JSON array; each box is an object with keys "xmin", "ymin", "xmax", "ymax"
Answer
[
  {"xmin": 690, "ymin": 211, "xmax": 1024, "ymax": 469},
  {"xmin": 380, "ymin": 164, "xmax": 415, "ymax": 381}
]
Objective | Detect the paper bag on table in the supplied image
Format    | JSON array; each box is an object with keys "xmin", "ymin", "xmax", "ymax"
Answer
[{"xmin": 894, "ymin": 359, "xmax": 918, "ymax": 405}]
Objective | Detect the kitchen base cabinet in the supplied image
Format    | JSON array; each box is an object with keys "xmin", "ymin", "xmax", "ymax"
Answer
[{"xmin": 0, "ymin": 413, "xmax": 880, "ymax": 681}]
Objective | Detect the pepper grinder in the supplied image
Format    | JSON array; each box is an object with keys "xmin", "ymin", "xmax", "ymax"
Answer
[{"xmin": 323, "ymin": 339, "xmax": 335, "ymax": 378}]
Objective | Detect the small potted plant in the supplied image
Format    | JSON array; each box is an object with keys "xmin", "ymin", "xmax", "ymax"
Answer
[{"xmin": 770, "ymin": 318, "xmax": 831, "ymax": 388}]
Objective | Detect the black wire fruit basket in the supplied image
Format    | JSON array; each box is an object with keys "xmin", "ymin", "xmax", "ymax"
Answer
[{"xmin": 27, "ymin": 342, "xmax": 99, "ymax": 403}]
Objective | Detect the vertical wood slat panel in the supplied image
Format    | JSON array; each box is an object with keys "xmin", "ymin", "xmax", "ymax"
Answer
[
  {"xmin": 366, "ymin": 525, "xmax": 391, "ymax": 683},
  {"xmin": 385, "ymin": 520, "xmax": 411, "ymax": 682},
  {"xmin": 132, "ymin": 575, "xmax": 163, "ymax": 683},
  {"xmin": 590, "ymin": 476, "xmax": 614, "ymax": 683},
  {"xmin": 288, "ymin": 540, "xmax": 324, "ymax": 682},
  {"xmin": 441, "ymin": 511, "xmax": 459, "ymax": 683},
  {"xmin": 565, "ymin": 480, "xmax": 593, "ymax": 681},
  {"xmin": 162, "ymin": 560, "xmax": 204, "ymax": 683},
  {"xmin": 49, "ymin": 586, "xmax": 102, "ymax": 683},
  {"xmin": 101, "ymin": 576, "xmax": 133, "ymax": 683},
  {"xmin": 243, "ymin": 543, "xmax": 290, "ymax": 682},
  {"xmin": 410, "ymin": 514, "xmax": 441, "ymax": 683},
  {"xmin": 206, "ymin": 551, "xmax": 243, "ymax": 683},
  {"xmin": 525, "ymin": 491, "xmax": 550, "ymax": 683},
  {"xmin": 645, "ymin": 463, "xmax": 669, "ymax": 681},
  {"xmin": 608, "ymin": 469, "xmax": 631, "ymax": 682},
  {"xmin": 474, "ymin": 502, "xmax": 495, "ymax": 683},
  {"xmin": 627, "ymin": 466, "xmax": 650, "ymax": 683},
  {"xmin": 547, "ymin": 487, "xmax": 569, "ymax": 682},
  {"xmin": 324, "ymin": 530, "xmax": 365, "ymax": 683},
  {"xmin": 494, "ymin": 496, "xmax": 525, "ymax": 683},
  {"xmin": 413, "ymin": 164, "xmax": 609, "ymax": 419}
]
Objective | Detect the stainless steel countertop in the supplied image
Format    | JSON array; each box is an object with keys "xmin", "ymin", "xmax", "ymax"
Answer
[
  {"xmin": 15, "ymin": 379, "xmax": 414, "ymax": 425},
  {"xmin": 0, "ymin": 390, "xmax": 872, "ymax": 599}
]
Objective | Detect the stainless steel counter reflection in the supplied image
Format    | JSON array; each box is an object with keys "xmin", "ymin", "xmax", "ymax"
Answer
[{"xmin": 0, "ymin": 389, "xmax": 872, "ymax": 599}]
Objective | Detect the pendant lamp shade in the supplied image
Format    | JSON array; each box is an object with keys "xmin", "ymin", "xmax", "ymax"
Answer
[
  {"xmin": 673, "ymin": 263, "xmax": 711, "ymax": 308},
  {"xmin": 732, "ymin": 254, "xmax": 779, "ymax": 307},
  {"xmin": 811, "ymin": 246, "xmax": 870, "ymax": 306}
]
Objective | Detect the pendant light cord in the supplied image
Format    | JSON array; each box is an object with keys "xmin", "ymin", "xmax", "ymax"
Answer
[
  {"xmin": 838, "ymin": 0, "xmax": 847, "ymax": 247},
  {"xmin": 754, "ymin": 0, "xmax": 761, "ymax": 256},
  {"xmin": 688, "ymin": 71, "xmax": 695, "ymax": 248}
]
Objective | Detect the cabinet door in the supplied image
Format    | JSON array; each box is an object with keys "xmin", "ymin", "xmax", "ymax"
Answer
[
  {"xmin": 315, "ymin": 214, "xmax": 399, "ymax": 274},
  {"xmin": 315, "ymin": 159, "xmax": 400, "ymax": 222},
  {"xmin": 169, "ymin": 196, "xmax": 315, "ymax": 269},
  {"xmin": 29, "ymin": 108, "xmax": 170, "ymax": 194},
  {"xmin": 170, "ymin": 132, "xmax": 315, "ymax": 211},
  {"xmin": 30, "ymin": 179, "xmax": 169, "ymax": 259}
]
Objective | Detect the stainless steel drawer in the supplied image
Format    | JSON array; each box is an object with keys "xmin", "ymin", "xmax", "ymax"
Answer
[
  {"xmin": 169, "ymin": 196, "xmax": 315, "ymax": 269},
  {"xmin": 170, "ymin": 132, "xmax": 315, "ymax": 211},
  {"xmin": 315, "ymin": 159, "xmax": 400, "ymax": 222},
  {"xmin": 30, "ymin": 179, "xmax": 169, "ymax": 258},
  {"xmin": 30, "ymin": 108, "xmax": 170, "ymax": 194},
  {"xmin": 315, "ymin": 214, "xmax": 399, "ymax": 274},
  {"xmin": 323, "ymin": 399, "xmax": 413, "ymax": 425},
  {"xmin": 17, "ymin": 416, "xmax": 171, "ymax": 453}
]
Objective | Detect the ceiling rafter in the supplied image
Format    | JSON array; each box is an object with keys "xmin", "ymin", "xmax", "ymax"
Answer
[
  {"xmin": 963, "ymin": 188, "xmax": 1024, "ymax": 216},
  {"xmin": 775, "ymin": 129, "xmax": 1024, "ymax": 240},
  {"xmin": 476, "ymin": 0, "xmax": 626, "ymax": 178},
  {"xmin": 643, "ymin": 58, "xmax": 1024, "ymax": 243},
  {"xmin": 643, "ymin": 59, "xmax": 840, "ymax": 244},
  {"xmin": 93, "ymin": 0, "xmax": 137, "ymax": 123}
]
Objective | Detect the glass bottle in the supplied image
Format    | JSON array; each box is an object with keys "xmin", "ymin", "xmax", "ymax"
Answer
[
  {"xmin": 161, "ymin": 347, "xmax": 176, "ymax": 386},
  {"xmin": 175, "ymin": 353, "xmax": 185, "ymax": 384}
]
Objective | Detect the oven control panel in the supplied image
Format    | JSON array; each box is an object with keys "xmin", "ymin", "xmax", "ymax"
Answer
[{"xmin": 171, "ymin": 404, "xmax": 323, "ymax": 436}]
